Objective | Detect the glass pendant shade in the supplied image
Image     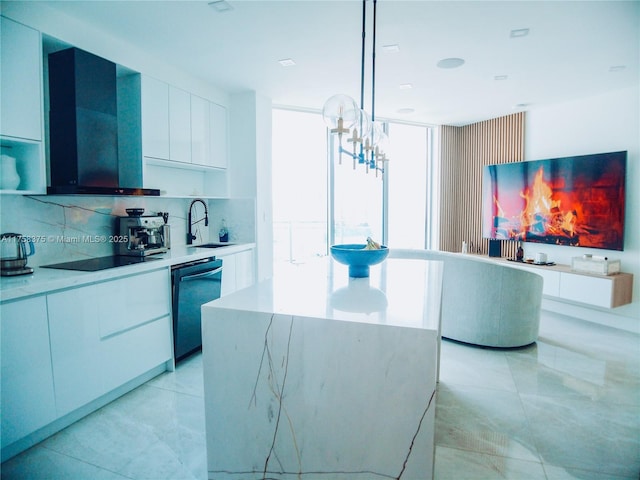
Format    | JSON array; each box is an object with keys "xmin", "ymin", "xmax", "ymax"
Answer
[
  {"xmin": 367, "ymin": 121, "xmax": 386, "ymax": 149},
  {"xmin": 355, "ymin": 109, "xmax": 372, "ymax": 140},
  {"xmin": 322, "ymin": 94, "xmax": 359, "ymax": 133},
  {"xmin": 322, "ymin": 0, "xmax": 386, "ymax": 179}
]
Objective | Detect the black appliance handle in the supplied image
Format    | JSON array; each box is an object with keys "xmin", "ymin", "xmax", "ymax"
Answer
[{"xmin": 180, "ymin": 267, "xmax": 223, "ymax": 282}]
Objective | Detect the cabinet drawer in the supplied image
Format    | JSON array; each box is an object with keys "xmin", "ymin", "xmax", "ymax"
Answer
[
  {"xmin": 559, "ymin": 273, "xmax": 613, "ymax": 308},
  {"xmin": 100, "ymin": 315, "xmax": 172, "ymax": 393},
  {"xmin": 98, "ymin": 269, "xmax": 171, "ymax": 338},
  {"xmin": 48, "ymin": 269, "xmax": 172, "ymax": 415}
]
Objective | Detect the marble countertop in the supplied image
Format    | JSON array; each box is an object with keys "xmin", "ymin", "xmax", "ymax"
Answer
[
  {"xmin": 0, "ymin": 242, "xmax": 255, "ymax": 302},
  {"xmin": 205, "ymin": 256, "xmax": 444, "ymax": 331}
]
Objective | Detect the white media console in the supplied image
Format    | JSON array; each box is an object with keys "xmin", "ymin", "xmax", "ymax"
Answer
[{"xmin": 489, "ymin": 257, "xmax": 633, "ymax": 309}]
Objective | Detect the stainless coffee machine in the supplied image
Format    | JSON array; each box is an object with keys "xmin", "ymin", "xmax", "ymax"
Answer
[{"xmin": 118, "ymin": 211, "xmax": 170, "ymax": 256}]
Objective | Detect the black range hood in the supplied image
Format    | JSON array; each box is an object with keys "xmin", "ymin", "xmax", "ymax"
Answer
[{"xmin": 48, "ymin": 47, "xmax": 159, "ymax": 196}]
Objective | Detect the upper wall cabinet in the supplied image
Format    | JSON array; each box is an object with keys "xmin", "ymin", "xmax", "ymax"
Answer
[
  {"xmin": 139, "ymin": 74, "xmax": 229, "ymax": 196},
  {"xmin": 140, "ymin": 78, "xmax": 194, "ymax": 165},
  {"xmin": 140, "ymin": 75, "xmax": 170, "ymax": 160},
  {"xmin": 169, "ymin": 85, "xmax": 191, "ymax": 163},
  {"xmin": 141, "ymin": 75, "xmax": 227, "ymax": 168},
  {"xmin": 0, "ymin": 16, "xmax": 46, "ymax": 194},
  {"xmin": 191, "ymin": 94, "xmax": 211, "ymax": 167},
  {"xmin": 192, "ymin": 95, "xmax": 229, "ymax": 169},
  {"xmin": 209, "ymin": 101, "xmax": 228, "ymax": 169},
  {"xmin": 1, "ymin": 17, "xmax": 42, "ymax": 141}
]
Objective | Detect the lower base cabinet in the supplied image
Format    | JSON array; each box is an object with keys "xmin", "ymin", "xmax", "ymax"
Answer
[
  {"xmin": 0, "ymin": 268, "xmax": 172, "ymax": 460},
  {"xmin": 1, "ymin": 296, "xmax": 57, "ymax": 448},
  {"xmin": 218, "ymin": 248, "xmax": 255, "ymax": 297},
  {"xmin": 47, "ymin": 269, "xmax": 172, "ymax": 416}
]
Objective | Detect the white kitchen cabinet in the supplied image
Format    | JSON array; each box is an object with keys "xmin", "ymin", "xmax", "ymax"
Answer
[
  {"xmin": 191, "ymin": 94, "xmax": 211, "ymax": 167},
  {"xmin": 1, "ymin": 296, "xmax": 57, "ymax": 450},
  {"xmin": 138, "ymin": 74, "xmax": 229, "ymax": 195},
  {"xmin": 169, "ymin": 86, "xmax": 191, "ymax": 163},
  {"xmin": 209, "ymin": 101, "xmax": 228, "ymax": 169},
  {"xmin": 219, "ymin": 248, "xmax": 255, "ymax": 296},
  {"xmin": 47, "ymin": 269, "xmax": 172, "ymax": 416},
  {"xmin": 219, "ymin": 253, "xmax": 236, "ymax": 297},
  {"xmin": 0, "ymin": 16, "xmax": 46, "ymax": 194},
  {"xmin": 235, "ymin": 248, "xmax": 255, "ymax": 291},
  {"xmin": 141, "ymin": 75, "xmax": 170, "ymax": 160},
  {"xmin": 191, "ymin": 96, "xmax": 228, "ymax": 169},
  {"xmin": 47, "ymin": 283, "xmax": 104, "ymax": 415},
  {"xmin": 141, "ymin": 77, "xmax": 193, "ymax": 165},
  {"xmin": 0, "ymin": 16, "xmax": 42, "ymax": 142}
]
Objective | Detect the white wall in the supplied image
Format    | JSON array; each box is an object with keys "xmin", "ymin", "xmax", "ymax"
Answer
[
  {"xmin": 525, "ymin": 86, "xmax": 639, "ymax": 330},
  {"xmin": 229, "ymin": 92, "xmax": 273, "ymax": 281}
]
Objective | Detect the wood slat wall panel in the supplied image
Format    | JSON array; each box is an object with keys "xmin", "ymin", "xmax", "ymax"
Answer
[{"xmin": 438, "ymin": 112, "xmax": 524, "ymax": 258}]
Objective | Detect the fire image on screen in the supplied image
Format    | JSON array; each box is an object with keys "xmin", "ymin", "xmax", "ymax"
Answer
[{"xmin": 482, "ymin": 151, "xmax": 626, "ymax": 251}]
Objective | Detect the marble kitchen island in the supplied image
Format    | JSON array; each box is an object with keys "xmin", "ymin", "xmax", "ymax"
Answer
[{"xmin": 201, "ymin": 257, "xmax": 444, "ymax": 479}]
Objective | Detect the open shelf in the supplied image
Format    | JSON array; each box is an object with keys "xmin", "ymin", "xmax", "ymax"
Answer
[
  {"xmin": 143, "ymin": 157, "xmax": 228, "ymax": 197},
  {"xmin": 0, "ymin": 136, "xmax": 46, "ymax": 194}
]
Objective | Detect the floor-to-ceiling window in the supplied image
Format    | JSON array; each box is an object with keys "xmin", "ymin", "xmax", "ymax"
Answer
[
  {"xmin": 331, "ymin": 134, "xmax": 384, "ymax": 246},
  {"xmin": 386, "ymin": 123, "xmax": 430, "ymax": 249},
  {"xmin": 272, "ymin": 108, "xmax": 328, "ymax": 264},
  {"xmin": 272, "ymin": 108, "xmax": 433, "ymax": 265}
]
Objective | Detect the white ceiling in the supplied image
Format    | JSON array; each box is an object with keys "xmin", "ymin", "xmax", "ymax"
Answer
[{"xmin": 39, "ymin": 0, "xmax": 639, "ymax": 125}]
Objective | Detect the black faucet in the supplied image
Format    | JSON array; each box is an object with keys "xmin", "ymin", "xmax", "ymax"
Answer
[{"xmin": 187, "ymin": 199, "xmax": 208, "ymax": 244}]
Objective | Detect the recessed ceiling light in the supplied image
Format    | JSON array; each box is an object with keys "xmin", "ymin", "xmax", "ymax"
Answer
[
  {"xmin": 208, "ymin": 1, "xmax": 233, "ymax": 13},
  {"xmin": 399, "ymin": 83, "xmax": 413, "ymax": 90},
  {"xmin": 609, "ymin": 65, "xmax": 626, "ymax": 72},
  {"xmin": 510, "ymin": 28, "xmax": 530, "ymax": 38},
  {"xmin": 397, "ymin": 108, "xmax": 415, "ymax": 114},
  {"xmin": 494, "ymin": 75, "xmax": 508, "ymax": 81},
  {"xmin": 278, "ymin": 58, "xmax": 296, "ymax": 67},
  {"xmin": 437, "ymin": 57, "xmax": 465, "ymax": 69},
  {"xmin": 513, "ymin": 103, "xmax": 529, "ymax": 109},
  {"xmin": 382, "ymin": 44, "xmax": 400, "ymax": 53}
]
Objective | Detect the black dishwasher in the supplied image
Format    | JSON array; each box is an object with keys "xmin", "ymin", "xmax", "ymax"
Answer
[{"xmin": 171, "ymin": 257, "xmax": 223, "ymax": 362}]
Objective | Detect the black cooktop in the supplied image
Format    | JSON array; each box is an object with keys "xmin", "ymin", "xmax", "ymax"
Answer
[{"xmin": 41, "ymin": 255, "xmax": 160, "ymax": 272}]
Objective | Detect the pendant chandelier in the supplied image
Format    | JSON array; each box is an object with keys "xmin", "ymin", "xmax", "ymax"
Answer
[{"xmin": 322, "ymin": 0, "xmax": 388, "ymax": 178}]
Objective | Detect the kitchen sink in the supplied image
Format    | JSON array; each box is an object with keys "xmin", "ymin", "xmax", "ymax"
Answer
[{"xmin": 193, "ymin": 243, "xmax": 235, "ymax": 248}]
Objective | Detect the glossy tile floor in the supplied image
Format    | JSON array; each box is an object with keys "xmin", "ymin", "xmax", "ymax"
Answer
[{"xmin": 2, "ymin": 310, "xmax": 639, "ymax": 479}]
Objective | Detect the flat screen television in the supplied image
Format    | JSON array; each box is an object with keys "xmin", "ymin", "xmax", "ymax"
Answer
[{"xmin": 482, "ymin": 151, "xmax": 627, "ymax": 251}]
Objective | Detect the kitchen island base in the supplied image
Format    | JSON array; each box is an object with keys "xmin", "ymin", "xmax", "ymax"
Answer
[
  {"xmin": 202, "ymin": 258, "xmax": 443, "ymax": 480},
  {"xmin": 202, "ymin": 310, "xmax": 437, "ymax": 479}
]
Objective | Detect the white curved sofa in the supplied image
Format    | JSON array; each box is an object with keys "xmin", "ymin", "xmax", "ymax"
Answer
[{"xmin": 389, "ymin": 249, "xmax": 543, "ymax": 348}]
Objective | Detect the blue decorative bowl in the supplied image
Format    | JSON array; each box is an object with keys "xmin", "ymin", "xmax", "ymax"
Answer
[{"xmin": 330, "ymin": 244, "xmax": 389, "ymax": 278}]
